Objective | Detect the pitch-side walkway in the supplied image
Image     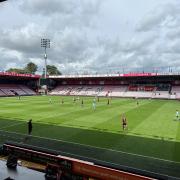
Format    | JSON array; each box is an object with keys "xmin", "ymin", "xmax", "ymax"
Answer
[{"xmin": 0, "ymin": 160, "xmax": 45, "ymax": 180}]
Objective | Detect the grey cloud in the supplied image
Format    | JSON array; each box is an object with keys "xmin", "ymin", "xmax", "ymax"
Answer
[
  {"xmin": 166, "ymin": 27, "xmax": 180, "ymax": 39},
  {"xmin": 1, "ymin": 19, "xmax": 178, "ymax": 74},
  {"xmin": 136, "ymin": 2, "xmax": 180, "ymax": 32},
  {"xmin": 122, "ymin": 34, "xmax": 157, "ymax": 53},
  {"xmin": 136, "ymin": 12, "xmax": 164, "ymax": 32},
  {"xmin": 0, "ymin": 22, "xmax": 95, "ymax": 73},
  {"xmin": 169, "ymin": 40, "xmax": 180, "ymax": 54},
  {"xmin": 20, "ymin": 0, "xmax": 103, "ymax": 17},
  {"xmin": 49, "ymin": 28, "xmax": 92, "ymax": 63},
  {"xmin": 20, "ymin": 0, "xmax": 77, "ymax": 16},
  {"xmin": 20, "ymin": 0, "xmax": 103, "ymax": 30},
  {"xmin": 2, "ymin": 0, "xmax": 180, "ymax": 74},
  {"xmin": 0, "ymin": 24, "xmax": 46, "ymax": 57}
]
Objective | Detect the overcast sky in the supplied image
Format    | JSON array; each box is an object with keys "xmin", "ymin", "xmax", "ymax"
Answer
[{"xmin": 0, "ymin": 0, "xmax": 180, "ymax": 74}]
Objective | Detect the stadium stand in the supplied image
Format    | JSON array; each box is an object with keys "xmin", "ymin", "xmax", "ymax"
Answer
[
  {"xmin": 0, "ymin": 85, "xmax": 16, "ymax": 96},
  {"xmin": 152, "ymin": 91, "xmax": 170, "ymax": 99},
  {"xmin": 49, "ymin": 85, "xmax": 153, "ymax": 98},
  {"xmin": 110, "ymin": 85, "xmax": 127, "ymax": 97},
  {"xmin": 171, "ymin": 86, "xmax": 180, "ymax": 99},
  {"xmin": 49, "ymin": 72, "xmax": 180, "ymax": 100},
  {"xmin": 19, "ymin": 85, "xmax": 36, "ymax": 95},
  {"xmin": 0, "ymin": 84, "xmax": 36, "ymax": 96},
  {"xmin": 49, "ymin": 85, "xmax": 102, "ymax": 96},
  {"xmin": 123, "ymin": 91, "xmax": 153, "ymax": 98},
  {"xmin": 49, "ymin": 84, "xmax": 172, "ymax": 99},
  {"xmin": 49, "ymin": 86, "xmax": 65, "ymax": 95},
  {"xmin": 0, "ymin": 89, "xmax": 6, "ymax": 96},
  {"xmin": 0, "ymin": 72, "xmax": 39, "ymax": 96}
]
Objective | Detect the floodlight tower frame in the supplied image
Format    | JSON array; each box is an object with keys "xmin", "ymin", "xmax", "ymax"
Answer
[{"xmin": 41, "ymin": 38, "xmax": 50, "ymax": 79}]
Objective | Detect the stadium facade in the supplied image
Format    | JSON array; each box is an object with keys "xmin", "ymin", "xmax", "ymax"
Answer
[
  {"xmin": 49, "ymin": 72, "xmax": 180, "ymax": 99},
  {"xmin": 1, "ymin": 71, "xmax": 180, "ymax": 100}
]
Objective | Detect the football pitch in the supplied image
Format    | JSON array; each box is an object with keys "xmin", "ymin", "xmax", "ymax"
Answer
[{"xmin": 0, "ymin": 95, "xmax": 180, "ymax": 177}]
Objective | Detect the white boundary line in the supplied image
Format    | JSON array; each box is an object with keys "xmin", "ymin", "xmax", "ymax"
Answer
[
  {"xmin": 1, "ymin": 118, "xmax": 178, "ymax": 144},
  {"xmin": 0, "ymin": 129, "xmax": 180, "ymax": 165},
  {"xmin": 24, "ymin": 120, "xmax": 179, "ymax": 143},
  {"xmin": 0, "ymin": 122, "xmax": 26, "ymax": 130}
]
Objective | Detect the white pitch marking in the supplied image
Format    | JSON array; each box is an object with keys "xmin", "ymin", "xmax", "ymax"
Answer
[
  {"xmin": 0, "ymin": 121, "xmax": 25, "ymax": 130},
  {"xmin": 0, "ymin": 129, "xmax": 180, "ymax": 165}
]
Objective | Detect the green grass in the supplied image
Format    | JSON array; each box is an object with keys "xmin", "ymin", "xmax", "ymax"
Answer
[{"xmin": 0, "ymin": 95, "xmax": 180, "ymax": 177}]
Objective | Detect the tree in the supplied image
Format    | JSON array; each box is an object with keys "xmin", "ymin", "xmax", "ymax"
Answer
[
  {"xmin": 46, "ymin": 65, "xmax": 62, "ymax": 75},
  {"xmin": 24, "ymin": 62, "xmax": 38, "ymax": 74},
  {"xmin": 6, "ymin": 68, "xmax": 26, "ymax": 74}
]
